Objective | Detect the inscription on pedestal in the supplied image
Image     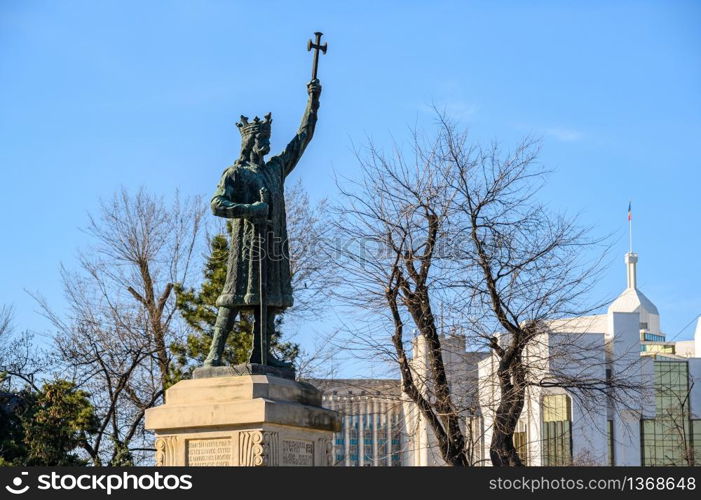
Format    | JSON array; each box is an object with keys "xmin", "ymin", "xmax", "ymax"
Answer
[
  {"xmin": 187, "ymin": 438, "xmax": 233, "ymax": 466},
  {"xmin": 281, "ymin": 439, "xmax": 314, "ymax": 466}
]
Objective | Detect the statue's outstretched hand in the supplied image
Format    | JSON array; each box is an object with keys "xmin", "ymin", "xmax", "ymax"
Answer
[{"xmin": 307, "ymin": 79, "xmax": 322, "ymax": 98}]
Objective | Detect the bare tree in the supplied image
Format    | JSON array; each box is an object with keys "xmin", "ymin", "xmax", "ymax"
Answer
[
  {"xmin": 0, "ymin": 305, "xmax": 11, "ymax": 340},
  {"xmin": 0, "ymin": 305, "xmax": 17, "ymax": 388},
  {"xmin": 283, "ymin": 180, "xmax": 345, "ymax": 378},
  {"xmin": 438, "ymin": 114, "xmax": 649, "ymax": 466},
  {"xmin": 331, "ymin": 112, "xmax": 635, "ymax": 466},
  {"xmin": 440, "ymin": 123, "xmax": 588, "ymax": 465},
  {"xmin": 330, "ymin": 127, "xmax": 473, "ymax": 465},
  {"xmin": 0, "ymin": 306, "xmax": 44, "ymax": 392},
  {"xmin": 34, "ymin": 188, "xmax": 205, "ymax": 465},
  {"xmin": 286, "ymin": 179, "xmax": 337, "ymax": 318}
]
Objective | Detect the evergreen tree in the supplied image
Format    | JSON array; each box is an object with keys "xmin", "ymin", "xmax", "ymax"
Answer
[
  {"xmin": 0, "ymin": 379, "xmax": 98, "ymax": 466},
  {"xmin": 173, "ymin": 223, "xmax": 298, "ymax": 375},
  {"xmin": 0, "ymin": 385, "xmax": 28, "ymax": 466},
  {"xmin": 22, "ymin": 380, "xmax": 98, "ymax": 466}
]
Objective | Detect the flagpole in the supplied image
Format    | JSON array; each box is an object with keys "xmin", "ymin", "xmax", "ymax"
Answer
[
  {"xmin": 628, "ymin": 201, "xmax": 633, "ymax": 254},
  {"xmin": 629, "ymin": 218, "xmax": 633, "ymax": 253}
]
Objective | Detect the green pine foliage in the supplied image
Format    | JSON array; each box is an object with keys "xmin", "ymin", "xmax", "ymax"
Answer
[
  {"xmin": 109, "ymin": 439, "xmax": 134, "ymax": 467},
  {"xmin": 173, "ymin": 223, "xmax": 299, "ymax": 376},
  {"xmin": 23, "ymin": 380, "xmax": 98, "ymax": 466},
  {"xmin": 0, "ymin": 388, "xmax": 28, "ymax": 466},
  {"xmin": 0, "ymin": 379, "xmax": 98, "ymax": 466}
]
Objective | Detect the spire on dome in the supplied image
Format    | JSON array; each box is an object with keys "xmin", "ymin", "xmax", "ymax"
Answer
[
  {"xmin": 625, "ymin": 201, "xmax": 637, "ymax": 289},
  {"xmin": 626, "ymin": 252, "xmax": 638, "ymax": 290}
]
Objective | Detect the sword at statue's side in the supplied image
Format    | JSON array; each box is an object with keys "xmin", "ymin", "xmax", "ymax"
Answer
[
  {"xmin": 307, "ymin": 32, "xmax": 327, "ymax": 81},
  {"xmin": 258, "ymin": 187, "xmax": 271, "ymax": 365}
]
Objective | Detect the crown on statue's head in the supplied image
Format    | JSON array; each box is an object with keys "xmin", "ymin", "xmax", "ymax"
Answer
[{"xmin": 237, "ymin": 113, "xmax": 272, "ymax": 137}]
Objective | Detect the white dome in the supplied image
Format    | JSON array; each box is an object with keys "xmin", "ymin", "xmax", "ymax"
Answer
[
  {"xmin": 608, "ymin": 287, "xmax": 660, "ymax": 333},
  {"xmin": 608, "ymin": 287, "xmax": 659, "ymax": 315}
]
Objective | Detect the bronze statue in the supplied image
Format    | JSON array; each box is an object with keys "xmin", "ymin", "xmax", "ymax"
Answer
[{"xmin": 204, "ymin": 34, "xmax": 326, "ymax": 368}]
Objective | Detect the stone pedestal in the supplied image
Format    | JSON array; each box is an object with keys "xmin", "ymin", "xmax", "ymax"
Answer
[{"xmin": 145, "ymin": 366, "xmax": 340, "ymax": 466}]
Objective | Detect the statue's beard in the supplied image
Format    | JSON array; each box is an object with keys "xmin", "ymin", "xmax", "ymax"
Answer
[
  {"xmin": 254, "ymin": 145, "xmax": 270, "ymax": 157},
  {"xmin": 240, "ymin": 133, "xmax": 270, "ymax": 164}
]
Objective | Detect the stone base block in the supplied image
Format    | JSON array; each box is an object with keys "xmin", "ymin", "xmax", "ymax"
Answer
[
  {"xmin": 145, "ymin": 372, "xmax": 340, "ymax": 467},
  {"xmin": 192, "ymin": 363, "xmax": 295, "ymax": 381}
]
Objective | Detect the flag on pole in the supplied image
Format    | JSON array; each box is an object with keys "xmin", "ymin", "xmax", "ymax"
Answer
[{"xmin": 627, "ymin": 202, "xmax": 632, "ymax": 221}]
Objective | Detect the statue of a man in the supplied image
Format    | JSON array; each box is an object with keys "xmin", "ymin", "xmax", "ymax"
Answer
[{"xmin": 204, "ymin": 79, "xmax": 321, "ymax": 367}]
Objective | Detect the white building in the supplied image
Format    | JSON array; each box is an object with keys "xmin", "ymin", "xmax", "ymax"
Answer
[
  {"xmin": 409, "ymin": 251, "xmax": 701, "ymax": 466},
  {"xmin": 403, "ymin": 335, "xmax": 487, "ymax": 466},
  {"xmin": 310, "ymin": 379, "xmax": 406, "ymax": 466}
]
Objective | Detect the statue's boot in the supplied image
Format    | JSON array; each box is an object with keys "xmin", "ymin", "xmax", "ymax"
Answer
[
  {"xmin": 203, "ymin": 327, "xmax": 226, "ymax": 367},
  {"xmin": 249, "ymin": 343, "xmax": 263, "ymax": 365},
  {"xmin": 266, "ymin": 354, "xmax": 294, "ymax": 370},
  {"xmin": 249, "ymin": 323, "xmax": 264, "ymax": 364},
  {"xmin": 257, "ymin": 308, "xmax": 293, "ymax": 369}
]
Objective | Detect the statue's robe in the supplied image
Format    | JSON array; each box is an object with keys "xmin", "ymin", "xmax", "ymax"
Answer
[{"xmin": 211, "ymin": 98, "xmax": 317, "ymax": 310}]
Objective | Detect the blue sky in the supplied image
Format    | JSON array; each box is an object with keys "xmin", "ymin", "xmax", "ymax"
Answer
[{"xmin": 1, "ymin": 1, "xmax": 700, "ymax": 361}]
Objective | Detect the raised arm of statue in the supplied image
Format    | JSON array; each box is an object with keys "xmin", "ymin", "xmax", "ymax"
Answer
[
  {"xmin": 277, "ymin": 79, "xmax": 321, "ymax": 177},
  {"xmin": 210, "ymin": 169, "xmax": 268, "ymax": 220}
]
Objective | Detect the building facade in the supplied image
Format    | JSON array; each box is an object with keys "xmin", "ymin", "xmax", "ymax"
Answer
[
  {"xmin": 309, "ymin": 379, "xmax": 406, "ymax": 466},
  {"xmin": 405, "ymin": 251, "xmax": 701, "ymax": 466},
  {"xmin": 313, "ymin": 251, "xmax": 701, "ymax": 466},
  {"xmin": 475, "ymin": 251, "xmax": 701, "ymax": 466}
]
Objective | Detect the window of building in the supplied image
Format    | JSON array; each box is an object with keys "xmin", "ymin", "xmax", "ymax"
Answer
[
  {"xmin": 643, "ymin": 332, "xmax": 665, "ymax": 342},
  {"xmin": 542, "ymin": 394, "xmax": 572, "ymax": 466},
  {"xmin": 641, "ymin": 361, "xmax": 693, "ymax": 466},
  {"xmin": 513, "ymin": 430, "xmax": 528, "ymax": 466},
  {"xmin": 467, "ymin": 415, "xmax": 483, "ymax": 465},
  {"xmin": 543, "ymin": 394, "xmax": 570, "ymax": 422},
  {"xmin": 641, "ymin": 343, "xmax": 675, "ymax": 354}
]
